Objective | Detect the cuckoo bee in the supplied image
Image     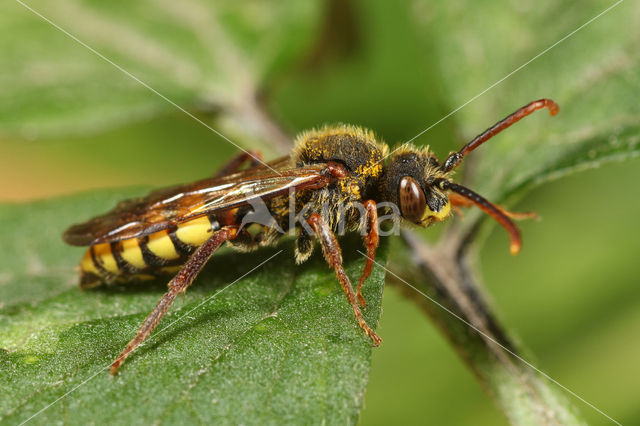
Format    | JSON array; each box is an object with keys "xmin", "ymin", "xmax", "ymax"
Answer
[{"xmin": 64, "ymin": 99, "xmax": 558, "ymax": 374}]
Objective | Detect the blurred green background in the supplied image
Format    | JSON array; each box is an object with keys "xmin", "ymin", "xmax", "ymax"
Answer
[{"xmin": 1, "ymin": 0, "xmax": 639, "ymax": 424}]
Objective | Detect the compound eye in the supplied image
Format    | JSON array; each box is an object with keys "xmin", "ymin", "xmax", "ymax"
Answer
[{"xmin": 399, "ymin": 176, "xmax": 426, "ymax": 223}]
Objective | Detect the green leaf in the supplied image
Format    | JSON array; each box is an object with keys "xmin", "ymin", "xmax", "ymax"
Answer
[
  {"xmin": 0, "ymin": 0, "xmax": 321, "ymax": 139},
  {"xmin": 0, "ymin": 189, "xmax": 386, "ymax": 425}
]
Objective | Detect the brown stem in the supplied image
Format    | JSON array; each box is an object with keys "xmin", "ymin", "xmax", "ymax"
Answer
[{"xmin": 389, "ymin": 230, "xmax": 583, "ymax": 425}]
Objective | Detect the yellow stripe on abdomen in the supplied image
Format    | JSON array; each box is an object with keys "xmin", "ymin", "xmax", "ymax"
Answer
[
  {"xmin": 146, "ymin": 230, "xmax": 180, "ymax": 260},
  {"xmin": 119, "ymin": 238, "xmax": 147, "ymax": 269},
  {"xmin": 93, "ymin": 243, "xmax": 119, "ymax": 273},
  {"xmin": 175, "ymin": 216, "xmax": 213, "ymax": 246},
  {"xmin": 78, "ymin": 220, "xmax": 214, "ymax": 287},
  {"xmin": 81, "ymin": 249, "xmax": 100, "ymax": 275}
]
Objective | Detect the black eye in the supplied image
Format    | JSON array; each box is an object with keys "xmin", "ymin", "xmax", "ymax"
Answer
[{"xmin": 399, "ymin": 176, "xmax": 426, "ymax": 223}]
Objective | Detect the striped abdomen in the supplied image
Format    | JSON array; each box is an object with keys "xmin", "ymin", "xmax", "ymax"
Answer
[{"xmin": 79, "ymin": 216, "xmax": 220, "ymax": 288}]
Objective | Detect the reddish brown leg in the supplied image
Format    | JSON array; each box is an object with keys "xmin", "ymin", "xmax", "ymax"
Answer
[
  {"xmin": 449, "ymin": 193, "xmax": 538, "ymax": 221},
  {"xmin": 356, "ymin": 200, "xmax": 379, "ymax": 308},
  {"xmin": 307, "ymin": 214, "xmax": 381, "ymax": 346},
  {"xmin": 110, "ymin": 227, "xmax": 238, "ymax": 375},
  {"xmin": 213, "ymin": 150, "xmax": 263, "ymax": 177},
  {"xmin": 440, "ymin": 181, "xmax": 523, "ymax": 255}
]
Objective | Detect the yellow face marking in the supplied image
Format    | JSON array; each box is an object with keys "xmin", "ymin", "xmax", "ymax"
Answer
[
  {"xmin": 81, "ymin": 249, "xmax": 100, "ymax": 275},
  {"xmin": 93, "ymin": 243, "xmax": 119, "ymax": 273},
  {"xmin": 147, "ymin": 231, "xmax": 180, "ymax": 260},
  {"xmin": 423, "ymin": 201, "xmax": 451, "ymax": 223},
  {"xmin": 175, "ymin": 216, "xmax": 212, "ymax": 246},
  {"xmin": 120, "ymin": 238, "xmax": 146, "ymax": 269}
]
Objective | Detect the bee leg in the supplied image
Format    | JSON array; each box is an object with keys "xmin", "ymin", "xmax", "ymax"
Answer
[
  {"xmin": 307, "ymin": 214, "xmax": 381, "ymax": 346},
  {"xmin": 110, "ymin": 227, "xmax": 238, "ymax": 375},
  {"xmin": 449, "ymin": 193, "xmax": 538, "ymax": 221},
  {"xmin": 213, "ymin": 150, "xmax": 263, "ymax": 177},
  {"xmin": 356, "ymin": 200, "xmax": 379, "ymax": 308},
  {"xmin": 449, "ymin": 192, "xmax": 475, "ymax": 219}
]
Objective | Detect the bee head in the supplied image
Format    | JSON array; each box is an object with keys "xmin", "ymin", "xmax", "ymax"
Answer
[
  {"xmin": 381, "ymin": 148, "xmax": 451, "ymax": 226},
  {"xmin": 381, "ymin": 144, "xmax": 525, "ymax": 255},
  {"xmin": 380, "ymin": 99, "xmax": 558, "ymax": 254}
]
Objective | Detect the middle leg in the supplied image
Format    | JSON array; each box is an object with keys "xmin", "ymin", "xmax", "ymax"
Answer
[
  {"xmin": 307, "ymin": 214, "xmax": 381, "ymax": 346},
  {"xmin": 356, "ymin": 200, "xmax": 379, "ymax": 307},
  {"xmin": 449, "ymin": 192, "xmax": 538, "ymax": 220}
]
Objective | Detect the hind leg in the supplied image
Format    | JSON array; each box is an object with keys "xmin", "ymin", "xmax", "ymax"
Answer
[
  {"xmin": 355, "ymin": 200, "xmax": 379, "ymax": 308},
  {"xmin": 110, "ymin": 227, "xmax": 238, "ymax": 374}
]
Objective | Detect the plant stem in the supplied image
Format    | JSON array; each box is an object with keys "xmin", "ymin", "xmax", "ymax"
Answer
[{"xmin": 389, "ymin": 229, "xmax": 585, "ymax": 425}]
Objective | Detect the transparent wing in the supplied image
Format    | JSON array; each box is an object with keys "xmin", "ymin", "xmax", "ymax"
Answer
[{"xmin": 63, "ymin": 158, "xmax": 328, "ymax": 246}]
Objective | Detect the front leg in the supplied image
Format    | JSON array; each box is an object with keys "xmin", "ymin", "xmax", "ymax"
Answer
[
  {"xmin": 307, "ymin": 214, "xmax": 381, "ymax": 346},
  {"xmin": 449, "ymin": 193, "xmax": 538, "ymax": 220}
]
